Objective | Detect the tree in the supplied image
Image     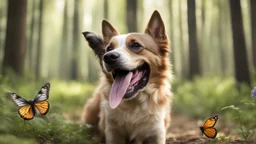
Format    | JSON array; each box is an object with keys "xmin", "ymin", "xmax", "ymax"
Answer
[
  {"xmin": 28, "ymin": 0, "xmax": 36, "ymax": 72},
  {"xmin": 35, "ymin": 0, "xmax": 43, "ymax": 78},
  {"xmin": 201, "ymin": 0, "xmax": 206, "ymax": 27},
  {"xmin": 251, "ymin": 0, "xmax": 256, "ymax": 69},
  {"xmin": 187, "ymin": 0, "xmax": 200, "ymax": 79},
  {"xmin": 218, "ymin": 0, "xmax": 226, "ymax": 75},
  {"xmin": 126, "ymin": 0, "xmax": 137, "ymax": 32},
  {"xmin": 3, "ymin": 0, "xmax": 27, "ymax": 75},
  {"xmin": 104, "ymin": 0, "xmax": 108, "ymax": 19},
  {"xmin": 70, "ymin": 0, "xmax": 80, "ymax": 80},
  {"xmin": 0, "ymin": 1, "xmax": 7, "ymax": 50},
  {"xmin": 178, "ymin": 0, "xmax": 186, "ymax": 78},
  {"xmin": 59, "ymin": 0, "xmax": 69, "ymax": 79},
  {"xmin": 169, "ymin": 0, "xmax": 175, "ymax": 72},
  {"xmin": 229, "ymin": 0, "xmax": 251, "ymax": 85}
]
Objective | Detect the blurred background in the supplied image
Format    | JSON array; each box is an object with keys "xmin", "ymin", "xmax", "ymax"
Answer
[
  {"xmin": 0, "ymin": 0, "xmax": 256, "ymax": 143},
  {"xmin": 0, "ymin": 0, "xmax": 255, "ymax": 83}
]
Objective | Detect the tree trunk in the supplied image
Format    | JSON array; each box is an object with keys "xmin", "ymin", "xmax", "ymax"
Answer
[
  {"xmin": 178, "ymin": 0, "xmax": 186, "ymax": 78},
  {"xmin": 59, "ymin": 0, "xmax": 68, "ymax": 79},
  {"xmin": 218, "ymin": 0, "xmax": 226, "ymax": 75},
  {"xmin": 251, "ymin": 0, "xmax": 256, "ymax": 69},
  {"xmin": 35, "ymin": 0, "xmax": 43, "ymax": 78},
  {"xmin": 229, "ymin": 0, "xmax": 251, "ymax": 85},
  {"xmin": 70, "ymin": 0, "xmax": 80, "ymax": 80},
  {"xmin": 169, "ymin": 0, "xmax": 175, "ymax": 72},
  {"xmin": 126, "ymin": 0, "xmax": 137, "ymax": 32},
  {"xmin": 187, "ymin": 0, "xmax": 200, "ymax": 79},
  {"xmin": 201, "ymin": 0, "xmax": 206, "ymax": 27},
  {"xmin": 28, "ymin": 0, "xmax": 36, "ymax": 72},
  {"xmin": 104, "ymin": 0, "xmax": 108, "ymax": 19},
  {"xmin": 0, "ymin": 1, "xmax": 7, "ymax": 50},
  {"xmin": 3, "ymin": 0, "xmax": 27, "ymax": 75}
]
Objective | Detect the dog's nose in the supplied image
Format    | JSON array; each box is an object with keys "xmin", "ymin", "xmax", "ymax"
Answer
[{"xmin": 103, "ymin": 52, "xmax": 120, "ymax": 64}]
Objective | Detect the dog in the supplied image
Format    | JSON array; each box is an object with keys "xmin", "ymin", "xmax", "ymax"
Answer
[{"xmin": 82, "ymin": 10, "xmax": 172, "ymax": 144}]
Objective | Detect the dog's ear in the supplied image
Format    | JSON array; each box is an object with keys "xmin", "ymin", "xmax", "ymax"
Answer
[
  {"xmin": 82, "ymin": 31, "xmax": 113, "ymax": 81},
  {"xmin": 145, "ymin": 10, "xmax": 169, "ymax": 55},
  {"xmin": 102, "ymin": 20, "xmax": 119, "ymax": 44},
  {"xmin": 145, "ymin": 10, "xmax": 167, "ymax": 41},
  {"xmin": 82, "ymin": 32, "xmax": 105, "ymax": 66}
]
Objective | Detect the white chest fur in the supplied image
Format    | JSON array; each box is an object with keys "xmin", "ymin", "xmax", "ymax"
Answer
[{"xmin": 101, "ymin": 88, "xmax": 168, "ymax": 140}]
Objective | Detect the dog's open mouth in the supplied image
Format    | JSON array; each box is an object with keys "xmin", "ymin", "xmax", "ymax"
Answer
[{"xmin": 109, "ymin": 63, "xmax": 150, "ymax": 109}]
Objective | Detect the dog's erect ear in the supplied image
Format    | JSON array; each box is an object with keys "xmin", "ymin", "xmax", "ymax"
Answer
[
  {"xmin": 145, "ymin": 10, "xmax": 167, "ymax": 41},
  {"xmin": 102, "ymin": 20, "xmax": 119, "ymax": 43},
  {"xmin": 82, "ymin": 31, "xmax": 105, "ymax": 67}
]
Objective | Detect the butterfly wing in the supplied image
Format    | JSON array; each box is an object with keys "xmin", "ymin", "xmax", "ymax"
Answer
[
  {"xmin": 34, "ymin": 100, "xmax": 49, "ymax": 115},
  {"xmin": 8, "ymin": 93, "xmax": 35, "ymax": 120},
  {"xmin": 33, "ymin": 83, "xmax": 50, "ymax": 115},
  {"xmin": 202, "ymin": 115, "xmax": 218, "ymax": 128},
  {"xmin": 18, "ymin": 104, "xmax": 34, "ymax": 120},
  {"xmin": 203, "ymin": 128, "xmax": 218, "ymax": 139},
  {"xmin": 33, "ymin": 83, "xmax": 50, "ymax": 102},
  {"xmin": 8, "ymin": 93, "xmax": 29, "ymax": 107},
  {"xmin": 200, "ymin": 115, "xmax": 219, "ymax": 139}
]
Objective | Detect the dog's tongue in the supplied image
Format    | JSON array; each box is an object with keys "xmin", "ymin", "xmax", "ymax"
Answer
[{"xmin": 109, "ymin": 71, "xmax": 133, "ymax": 109}]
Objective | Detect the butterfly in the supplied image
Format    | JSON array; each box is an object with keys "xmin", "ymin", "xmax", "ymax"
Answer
[
  {"xmin": 8, "ymin": 83, "xmax": 50, "ymax": 120},
  {"xmin": 199, "ymin": 115, "xmax": 218, "ymax": 139}
]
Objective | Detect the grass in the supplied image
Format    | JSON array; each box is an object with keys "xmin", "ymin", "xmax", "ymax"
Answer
[
  {"xmin": 172, "ymin": 77, "xmax": 251, "ymax": 119},
  {"xmin": 172, "ymin": 76, "xmax": 256, "ymax": 142},
  {"xmin": 1, "ymin": 71, "xmax": 256, "ymax": 143},
  {"xmin": 0, "ymin": 73, "xmax": 97, "ymax": 143}
]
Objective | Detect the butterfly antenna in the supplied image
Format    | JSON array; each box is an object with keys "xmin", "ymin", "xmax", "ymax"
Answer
[
  {"xmin": 4, "ymin": 89, "xmax": 12, "ymax": 93},
  {"xmin": 3, "ymin": 89, "xmax": 13, "ymax": 99},
  {"xmin": 2, "ymin": 88, "xmax": 13, "ymax": 96},
  {"xmin": 0, "ymin": 85, "xmax": 10, "ymax": 92}
]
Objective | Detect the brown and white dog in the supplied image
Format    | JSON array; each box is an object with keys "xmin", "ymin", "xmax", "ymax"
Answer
[{"xmin": 82, "ymin": 10, "xmax": 172, "ymax": 144}]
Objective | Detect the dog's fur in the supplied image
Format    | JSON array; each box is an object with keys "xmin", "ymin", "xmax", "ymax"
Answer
[{"xmin": 82, "ymin": 10, "xmax": 172, "ymax": 144}]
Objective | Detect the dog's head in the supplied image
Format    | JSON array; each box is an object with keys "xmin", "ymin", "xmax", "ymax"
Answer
[{"xmin": 83, "ymin": 10, "xmax": 170, "ymax": 109}]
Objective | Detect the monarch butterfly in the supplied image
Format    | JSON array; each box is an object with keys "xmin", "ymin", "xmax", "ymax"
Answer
[
  {"xmin": 8, "ymin": 83, "xmax": 50, "ymax": 120},
  {"xmin": 200, "ymin": 115, "xmax": 218, "ymax": 139}
]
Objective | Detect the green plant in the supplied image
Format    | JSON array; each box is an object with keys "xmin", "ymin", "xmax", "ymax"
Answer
[
  {"xmin": 0, "ymin": 73, "xmax": 97, "ymax": 143},
  {"xmin": 220, "ymin": 87, "xmax": 256, "ymax": 140},
  {"xmin": 172, "ymin": 77, "xmax": 250, "ymax": 119}
]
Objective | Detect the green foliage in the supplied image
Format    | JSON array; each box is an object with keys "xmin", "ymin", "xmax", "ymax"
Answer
[
  {"xmin": 172, "ymin": 77, "xmax": 250, "ymax": 119},
  {"xmin": 0, "ymin": 73, "xmax": 96, "ymax": 143},
  {"xmin": 221, "ymin": 101, "xmax": 256, "ymax": 140},
  {"xmin": 0, "ymin": 134, "xmax": 37, "ymax": 144},
  {"xmin": 172, "ymin": 76, "xmax": 256, "ymax": 141},
  {"xmin": 0, "ymin": 113, "xmax": 95, "ymax": 144}
]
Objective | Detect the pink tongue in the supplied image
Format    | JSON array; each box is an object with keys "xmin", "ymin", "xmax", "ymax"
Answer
[
  {"xmin": 130, "ymin": 71, "xmax": 144, "ymax": 85},
  {"xmin": 109, "ymin": 72, "xmax": 133, "ymax": 109}
]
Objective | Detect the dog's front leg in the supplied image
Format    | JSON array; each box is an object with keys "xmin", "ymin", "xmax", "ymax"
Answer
[
  {"xmin": 105, "ymin": 127, "xmax": 126, "ymax": 144},
  {"xmin": 142, "ymin": 129, "xmax": 166, "ymax": 144},
  {"xmin": 155, "ymin": 133, "xmax": 166, "ymax": 144}
]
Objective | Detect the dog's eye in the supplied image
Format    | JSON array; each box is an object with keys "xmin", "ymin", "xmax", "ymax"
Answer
[
  {"xmin": 131, "ymin": 42, "xmax": 141, "ymax": 49},
  {"xmin": 107, "ymin": 46, "xmax": 113, "ymax": 52},
  {"xmin": 129, "ymin": 42, "xmax": 143, "ymax": 53}
]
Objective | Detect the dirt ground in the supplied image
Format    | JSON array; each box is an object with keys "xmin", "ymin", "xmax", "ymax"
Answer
[
  {"xmin": 73, "ymin": 112, "xmax": 254, "ymax": 144},
  {"xmin": 165, "ymin": 114, "xmax": 254, "ymax": 144},
  {"xmin": 166, "ymin": 114, "xmax": 206, "ymax": 144}
]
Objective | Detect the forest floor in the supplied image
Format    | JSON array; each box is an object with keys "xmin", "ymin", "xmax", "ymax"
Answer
[
  {"xmin": 81, "ymin": 113, "xmax": 254, "ymax": 144},
  {"xmin": 2, "ymin": 79, "xmax": 255, "ymax": 144},
  {"xmin": 165, "ymin": 114, "xmax": 253, "ymax": 144}
]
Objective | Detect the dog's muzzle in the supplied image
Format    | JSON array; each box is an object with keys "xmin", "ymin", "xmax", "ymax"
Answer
[{"xmin": 103, "ymin": 52, "xmax": 120, "ymax": 64}]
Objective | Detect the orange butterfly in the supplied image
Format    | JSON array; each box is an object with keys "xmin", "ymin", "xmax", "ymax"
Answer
[
  {"xmin": 200, "ymin": 115, "xmax": 218, "ymax": 139},
  {"xmin": 8, "ymin": 83, "xmax": 50, "ymax": 120}
]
